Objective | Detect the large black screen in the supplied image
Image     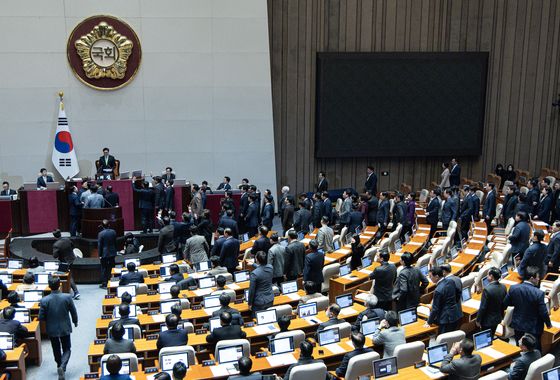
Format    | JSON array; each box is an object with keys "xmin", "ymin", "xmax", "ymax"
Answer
[{"xmin": 315, "ymin": 52, "xmax": 488, "ymax": 158}]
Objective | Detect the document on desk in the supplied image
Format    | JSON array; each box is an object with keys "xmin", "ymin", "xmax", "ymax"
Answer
[
  {"xmin": 210, "ymin": 364, "xmax": 231, "ymax": 377},
  {"xmin": 551, "ymin": 321, "xmax": 560, "ymax": 329},
  {"xmin": 339, "ymin": 307, "xmax": 357, "ymax": 317},
  {"xmin": 267, "ymin": 353, "xmax": 297, "ymax": 366},
  {"xmin": 449, "ymin": 262, "xmax": 463, "ymax": 268},
  {"xmin": 419, "ymin": 366, "xmax": 445, "ymax": 379},
  {"xmin": 324, "ymin": 256, "xmax": 335, "ymax": 262},
  {"xmin": 408, "ymin": 241, "xmax": 423, "ymax": 246},
  {"xmin": 151, "ymin": 314, "xmax": 166, "ymax": 323},
  {"xmin": 287, "ymin": 293, "xmax": 300, "ymax": 301},
  {"xmin": 159, "ymin": 294, "xmax": 171, "ymax": 300},
  {"xmin": 253, "ymin": 324, "xmax": 279, "ymax": 335},
  {"xmin": 464, "ymin": 248, "xmax": 480, "ymax": 255},
  {"xmin": 193, "ymin": 288, "xmax": 213, "ymax": 297},
  {"xmin": 204, "ymin": 307, "xmax": 219, "ymax": 316},
  {"xmin": 478, "ymin": 346, "xmax": 505, "ymax": 359},
  {"xmin": 324, "ymin": 343, "xmax": 346, "ymax": 354},
  {"xmin": 359, "ymin": 269, "xmax": 373, "ymax": 275},
  {"xmin": 300, "ymin": 238, "xmax": 311, "ymax": 244},
  {"xmin": 500, "ymin": 279, "xmax": 517, "ymax": 286},
  {"xmin": 227, "ymin": 283, "xmax": 240, "ymax": 290},
  {"xmin": 463, "ymin": 299, "xmax": 481, "ymax": 309}
]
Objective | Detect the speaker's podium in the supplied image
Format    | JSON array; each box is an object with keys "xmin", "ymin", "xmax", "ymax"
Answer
[{"xmin": 81, "ymin": 207, "xmax": 124, "ymax": 239}]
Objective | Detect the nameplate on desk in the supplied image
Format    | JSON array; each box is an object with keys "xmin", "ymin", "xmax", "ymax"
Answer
[
  {"xmin": 148, "ymin": 310, "xmax": 158, "ymax": 316},
  {"xmin": 104, "ymin": 295, "xmax": 115, "ymax": 299},
  {"xmin": 145, "ymin": 367, "xmax": 159, "ymax": 374},
  {"xmin": 149, "ymin": 274, "xmax": 159, "ymax": 279},
  {"xmin": 84, "ymin": 373, "xmax": 100, "ymax": 379},
  {"xmin": 245, "ymin": 322, "xmax": 255, "ymax": 327},
  {"xmin": 188, "ymin": 286, "xmax": 197, "ymax": 291},
  {"xmin": 234, "ymin": 299, "xmax": 244, "ymax": 304},
  {"xmin": 195, "ymin": 329, "xmax": 207, "ymax": 335},
  {"xmin": 115, "ymin": 265, "xmax": 123, "ymax": 269},
  {"xmin": 146, "ymin": 334, "xmax": 158, "ymax": 340},
  {"xmin": 101, "ymin": 315, "xmax": 112, "ymax": 320},
  {"xmin": 414, "ymin": 360, "xmax": 426, "ymax": 368},
  {"xmin": 191, "ymin": 305, "xmax": 202, "ymax": 310},
  {"xmin": 110, "ymin": 276, "xmax": 120, "ymax": 281},
  {"xmin": 147, "ymin": 290, "xmax": 157, "ymax": 296},
  {"xmin": 256, "ymin": 351, "xmax": 268, "ymax": 358},
  {"xmin": 153, "ymin": 261, "xmax": 162, "ymax": 265},
  {"xmin": 94, "ymin": 339, "xmax": 106, "ymax": 345},
  {"xmin": 202, "ymin": 360, "xmax": 215, "ymax": 366}
]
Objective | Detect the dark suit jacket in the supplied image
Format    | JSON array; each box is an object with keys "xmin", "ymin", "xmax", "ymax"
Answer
[
  {"xmin": 0, "ymin": 189, "xmax": 16, "ymax": 196},
  {"xmin": 219, "ymin": 216, "xmax": 239, "ymax": 238},
  {"xmin": 428, "ymin": 278, "xmax": 462, "ymax": 325},
  {"xmin": 347, "ymin": 211, "xmax": 364, "ymax": 233},
  {"xmin": 483, "ymin": 191, "xmax": 496, "ymax": 220},
  {"xmin": 98, "ymin": 228, "xmax": 117, "ymax": 258},
  {"xmin": 206, "ymin": 324, "xmax": 246, "ymax": 343},
  {"xmin": 303, "ymin": 250, "xmax": 325, "ymax": 284},
  {"xmin": 504, "ymin": 194, "xmax": 519, "ymax": 220},
  {"xmin": 98, "ymin": 155, "xmax": 116, "ymax": 171},
  {"xmin": 527, "ymin": 188, "xmax": 540, "ymax": 215},
  {"xmin": 294, "ymin": 208, "xmax": 312, "ymax": 233},
  {"xmin": 104, "ymin": 192, "xmax": 119, "ymax": 208},
  {"xmin": 261, "ymin": 203, "xmax": 274, "ymax": 229},
  {"xmin": 132, "ymin": 183, "xmax": 154, "ymax": 209},
  {"xmin": 393, "ymin": 266, "xmax": 429, "ymax": 310},
  {"xmin": 426, "ymin": 197, "xmax": 441, "ymax": 225},
  {"xmin": 38, "ymin": 290, "xmax": 78, "ymax": 337},
  {"xmin": 476, "ymin": 281, "xmax": 507, "ymax": 328},
  {"xmin": 36, "ymin": 175, "xmax": 54, "ymax": 188},
  {"xmin": 367, "ymin": 196, "xmax": 379, "ymax": 225},
  {"xmin": 440, "ymin": 353, "xmax": 481, "ymax": 380},
  {"xmin": 154, "ymin": 182, "xmax": 165, "ymax": 209},
  {"xmin": 369, "ymin": 262, "xmax": 397, "ymax": 302},
  {"xmin": 508, "ymin": 349, "xmax": 541, "ymax": 380},
  {"xmin": 164, "ymin": 186, "xmax": 174, "ymax": 210},
  {"xmin": 441, "ymin": 197, "xmax": 457, "ymax": 226},
  {"xmin": 449, "ymin": 164, "xmax": 461, "ymax": 187},
  {"xmin": 156, "ymin": 328, "xmax": 188, "ymax": 350},
  {"xmin": 282, "ymin": 204, "xmax": 295, "ymax": 231},
  {"xmin": 212, "ymin": 306, "xmax": 243, "ymax": 326},
  {"xmin": 365, "ymin": 173, "xmax": 377, "ymax": 194},
  {"xmin": 285, "ymin": 241, "xmax": 305, "ymax": 278},
  {"xmin": 317, "ymin": 178, "xmax": 328, "ymax": 193},
  {"xmin": 239, "ymin": 193, "xmax": 249, "ymax": 217},
  {"xmin": 537, "ymin": 195, "xmax": 552, "ymax": 223},
  {"xmin": 504, "ymin": 281, "xmax": 551, "ymax": 335},
  {"xmin": 253, "ymin": 236, "xmax": 272, "ymax": 255},
  {"xmin": 158, "ymin": 225, "xmax": 175, "ymax": 254},
  {"xmin": 460, "ymin": 194, "xmax": 476, "ymax": 221},
  {"xmin": 377, "ymin": 199, "xmax": 390, "ymax": 226},
  {"xmin": 248, "ymin": 264, "xmax": 274, "ymax": 307},
  {"xmin": 216, "ymin": 182, "xmax": 231, "ymax": 191},
  {"xmin": 220, "ymin": 237, "xmax": 240, "ymax": 270},
  {"xmin": 119, "ymin": 271, "xmax": 145, "ymax": 286},
  {"xmin": 518, "ymin": 242, "xmax": 547, "ymax": 278},
  {"xmin": 0, "ymin": 319, "xmax": 28, "ymax": 339},
  {"xmin": 322, "ymin": 198, "xmax": 332, "ymax": 222},
  {"xmin": 53, "ymin": 238, "xmax": 75, "ymax": 264},
  {"xmin": 68, "ymin": 192, "xmax": 82, "ymax": 216},
  {"xmin": 335, "ymin": 347, "xmax": 373, "ymax": 377},
  {"xmin": 317, "ymin": 317, "xmax": 346, "ymax": 334},
  {"xmin": 508, "ymin": 221, "xmax": 531, "ymax": 255},
  {"xmin": 546, "ymin": 232, "xmax": 560, "ymax": 268},
  {"xmin": 245, "ymin": 202, "xmax": 259, "ymax": 228},
  {"xmin": 211, "ymin": 236, "xmax": 226, "ymax": 257},
  {"xmin": 162, "ymin": 173, "xmax": 176, "ymax": 182}
]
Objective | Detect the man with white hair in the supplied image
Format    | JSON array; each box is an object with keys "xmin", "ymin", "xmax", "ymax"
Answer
[
  {"xmin": 278, "ymin": 186, "xmax": 293, "ymax": 222},
  {"xmin": 352, "ymin": 295, "xmax": 386, "ymax": 332}
]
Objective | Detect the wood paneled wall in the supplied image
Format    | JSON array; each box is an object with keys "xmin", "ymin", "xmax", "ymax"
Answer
[{"xmin": 267, "ymin": 0, "xmax": 560, "ymax": 195}]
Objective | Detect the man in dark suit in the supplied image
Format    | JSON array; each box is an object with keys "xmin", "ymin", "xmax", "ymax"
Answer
[
  {"xmin": 216, "ymin": 176, "xmax": 232, "ymax": 191},
  {"xmin": 508, "ymin": 333, "xmax": 541, "ymax": 380},
  {"xmin": 156, "ymin": 314, "xmax": 188, "ymax": 351},
  {"xmin": 368, "ymin": 251, "xmax": 397, "ymax": 311},
  {"xmin": 282, "ymin": 197, "xmax": 295, "ymax": 235},
  {"xmin": 527, "ymin": 179, "xmax": 540, "ymax": 216},
  {"xmin": 425, "ymin": 189, "xmax": 441, "ymax": 238},
  {"xmin": 52, "ymin": 229, "xmax": 79, "ymax": 298},
  {"xmin": 97, "ymin": 147, "xmax": 116, "ymax": 179},
  {"xmin": 228, "ymin": 357, "xmax": 262, "ymax": 380},
  {"xmin": 108, "ymin": 304, "xmax": 141, "ymax": 330},
  {"xmin": 440, "ymin": 339, "xmax": 482, "ymax": 380},
  {"xmin": 36, "ymin": 168, "xmax": 54, "ymax": 188},
  {"xmin": 219, "ymin": 228, "xmax": 240, "ymax": 274},
  {"xmin": 391, "ymin": 193, "xmax": 407, "ymax": 231},
  {"xmin": 518, "ymin": 230, "xmax": 547, "ymax": 278},
  {"xmin": 364, "ymin": 166, "xmax": 377, "ymax": 194},
  {"xmin": 476, "ymin": 267, "xmax": 507, "ymax": 337},
  {"xmin": 211, "ymin": 228, "xmax": 226, "ymax": 257},
  {"xmin": 244, "ymin": 195, "xmax": 259, "ymax": 238},
  {"xmin": 393, "ymin": 252, "xmax": 429, "ymax": 311},
  {"xmin": 238, "ymin": 185, "xmax": 250, "ymax": 232},
  {"xmin": 449, "ymin": 158, "xmax": 461, "ymax": 187},
  {"xmin": 1, "ymin": 182, "xmax": 16, "ymax": 196},
  {"xmin": 317, "ymin": 304, "xmax": 345, "ymax": 334},
  {"xmin": 504, "ymin": 266, "xmax": 552, "ymax": 350},
  {"xmin": 39, "ymin": 276, "xmax": 78, "ymax": 380},
  {"xmin": 153, "ymin": 176, "xmax": 165, "ymax": 214},
  {"xmin": 303, "ymin": 240, "xmax": 324, "ymax": 285},
  {"xmin": 252, "ymin": 226, "xmax": 271, "ymax": 255},
  {"xmin": 164, "ymin": 179, "xmax": 174, "ymax": 212},
  {"xmin": 441, "ymin": 189, "xmax": 457, "ymax": 231},
  {"xmin": 534, "ymin": 187, "xmax": 553, "ymax": 224},
  {"xmin": 206, "ymin": 311, "xmax": 247, "ymax": 343},
  {"xmin": 294, "ymin": 201, "xmax": 312, "ymax": 233},
  {"xmin": 211, "ymin": 293, "xmax": 243, "ymax": 326},
  {"xmin": 339, "ymin": 189, "xmax": 353, "ymax": 227},
  {"xmin": 247, "ymin": 251, "xmax": 274, "ymax": 314},
  {"xmin": 321, "ymin": 191, "xmax": 332, "ymax": 223},
  {"xmin": 219, "ymin": 210, "xmax": 239, "ymax": 238},
  {"xmin": 311, "ymin": 193, "xmax": 323, "ymax": 228},
  {"xmin": 425, "ymin": 267, "xmax": 462, "ymax": 334},
  {"xmin": 98, "ymin": 220, "xmax": 117, "ymax": 288},
  {"xmin": 161, "ymin": 167, "xmax": 175, "ymax": 182},
  {"xmin": 459, "ymin": 186, "xmax": 476, "ymax": 238},
  {"xmin": 335, "ymin": 332, "xmax": 373, "ymax": 377},
  {"xmin": 67, "ymin": 186, "xmax": 82, "ymax": 237},
  {"xmin": 284, "ymin": 230, "xmax": 305, "ymax": 280},
  {"xmin": 261, "ymin": 195, "xmax": 274, "ymax": 230},
  {"xmin": 132, "ymin": 177, "xmax": 155, "ymax": 233},
  {"xmin": 348, "ymin": 203, "xmax": 364, "ymax": 234},
  {"xmin": 0, "ymin": 307, "xmax": 28, "ymax": 339},
  {"xmin": 366, "ymin": 190, "xmax": 378, "ymax": 226},
  {"xmin": 118, "ymin": 262, "xmax": 145, "ymax": 286},
  {"xmin": 508, "ymin": 211, "xmax": 531, "ymax": 262},
  {"xmin": 283, "ymin": 340, "xmax": 323, "ymax": 380},
  {"xmin": 352, "ymin": 295, "xmax": 386, "ymax": 332},
  {"xmin": 316, "ymin": 171, "xmax": 328, "ymax": 193},
  {"xmin": 376, "ymin": 192, "xmax": 390, "ymax": 237},
  {"xmin": 103, "ymin": 185, "xmax": 119, "ymax": 208},
  {"xmin": 482, "ymin": 183, "xmax": 497, "ymax": 232},
  {"xmin": 547, "ymin": 221, "xmax": 560, "ymax": 272},
  {"xmin": 157, "ymin": 216, "xmax": 175, "ymax": 255}
]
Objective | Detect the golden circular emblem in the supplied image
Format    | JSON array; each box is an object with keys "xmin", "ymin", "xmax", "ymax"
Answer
[{"xmin": 67, "ymin": 15, "xmax": 141, "ymax": 90}]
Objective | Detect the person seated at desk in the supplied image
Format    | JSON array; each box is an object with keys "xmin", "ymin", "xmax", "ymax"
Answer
[
  {"xmin": 206, "ymin": 311, "xmax": 246, "ymax": 343},
  {"xmin": 335, "ymin": 332, "xmax": 373, "ymax": 377},
  {"xmin": 508, "ymin": 333, "xmax": 540, "ymax": 380},
  {"xmin": 316, "ymin": 304, "xmax": 345, "ymax": 335},
  {"xmin": 208, "ymin": 255, "xmax": 228, "ymax": 276},
  {"xmin": 440, "ymin": 339, "xmax": 482, "ymax": 380},
  {"xmin": 118, "ymin": 262, "xmax": 145, "ymax": 286},
  {"xmin": 211, "ymin": 275, "xmax": 227, "ymax": 295},
  {"xmin": 98, "ymin": 147, "xmax": 117, "ymax": 179},
  {"xmin": 6, "ymin": 291, "xmax": 25, "ymax": 309},
  {"xmin": 210, "ymin": 293, "xmax": 242, "ymax": 326},
  {"xmin": 104, "ymin": 321, "xmax": 136, "ymax": 354},
  {"xmin": 1, "ymin": 181, "xmax": 16, "ymax": 196},
  {"xmin": 170, "ymin": 361, "xmax": 187, "ymax": 380},
  {"xmin": 0, "ymin": 307, "xmax": 28, "ymax": 340},
  {"xmin": 217, "ymin": 176, "xmax": 232, "ymax": 191},
  {"xmin": 166, "ymin": 264, "xmax": 184, "ymax": 283},
  {"xmin": 109, "ymin": 304, "xmax": 140, "ymax": 330},
  {"xmin": 122, "ymin": 233, "xmax": 140, "ymax": 255},
  {"xmin": 283, "ymin": 340, "xmax": 323, "ymax": 380},
  {"xmin": 36, "ymin": 168, "xmax": 54, "ymax": 189},
  {"xmin": 161, "ymin": 167, "xmax": 175, "ymax": 183},
  {"xmin": 167, "ymin": 285, "xmax": 190, "ymax": 309},
  {"xmin": 228, "ymin": 357, "xmax": 262, "ymax": 380},
  {"xmin": 298, "ymin": 281, "xmax": 322, "ymax": 305},
  {"xmin": 16, "ymin": 272, "xmax": 37, "ymax": 298},
  {"xmin": 371, "ymin": 311, "xmax": 405, "ymax": 358},
  {"xmin": 26, "ymin": 256, "xmax": 44, "ymax": 274},
  {"xmin": 269, "ymin": 315, "xmax": 291, "ymax": 340},
  {"xmin": 120, "ymin": 292, "xmax": 142, "ymax": 315},
  {"xmin": 352, "ymin": 295, "xmax": 386, "ymax": 332},
  {"xmin": 100, "ymin": 354, "xmax": 132, "ymax": 380},
  {"xmin": 157, "ymin": 314, "xmax": 188, "ymax": 351}
]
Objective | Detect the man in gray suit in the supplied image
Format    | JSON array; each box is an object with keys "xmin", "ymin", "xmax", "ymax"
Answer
[
  {"xmin": 372, "ymin": 311, "xmax": 405, "ymax": 358},
  {"xmin": 316, "ymin": 216, "xmax": 335, "ymax": 253},
  {"xmin": 440, "ymin": 339, "xmax": 482, "ymax": 380},
  {"xmin": 247, "ymin": 251, "xmax": 274, "ymax": 314},
  {"xmin": 339, "ymin": 189, "xmax": 353, "ymax": 226},
  {"xmin": 84, "ymin": 185, "xmax": 104, "ymax": 208},
  {"xmin": 267, "ymin": 234, "xmax": 285, "ymax": 285},
  {"xmin": 39, "ymin": 276, "xmax": 78, "ymax": 380}
]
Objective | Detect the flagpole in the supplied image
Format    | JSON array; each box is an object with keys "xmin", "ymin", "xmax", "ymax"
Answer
[{"xmin": 59, "ymin": 91, "xmax": 64, "ymax": 110}]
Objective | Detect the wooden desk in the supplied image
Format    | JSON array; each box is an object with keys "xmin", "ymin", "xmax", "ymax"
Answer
[{"xmin": 4, "ymin": 346, "xmax": 26, "ymax": 380}]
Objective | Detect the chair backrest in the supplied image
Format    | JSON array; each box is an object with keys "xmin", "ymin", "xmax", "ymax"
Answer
[
  {"xmin": 415, "ymin": 254, "xmax": 431, "ymax": 269},
  {"xmin": 100, "ymin": 353, "xmax": 139, "ymax": 372},
  {"xmin": 310, "ymin": 295, "xmax": 330, "ymax": 311},
  {"xmin": 335, "ymin": 198, "xmax": 343, "ymax": 213},
  {"xmin": 339, "ymin": 226, "xmax": 349, "ymax": 243},
  {"xmin": 344, "ymin": 351, "xmax": 381, "ymax": 380},
  {"xmin": 274, "ymin": 330, "xmax": 305, "ymax": 348},
  {"xmin": 389, "ymin": 198, "xmax": 395, "ymax": 214},
  {"xmin": 449, "ymin": 220, "xmax": 457, "ymax": 230},
  {"xmin": 183, "ymin": 322, "xmax": 194, "ymax": 334},
  {"xmin": 73, "ymin": 248, "xmax": 83, "ymax": 258},
  {"xmin": 136, "ymin": 283, "xmax": 148, "ymax": 295},
  {"xmin": 122, "ymin": 324, "xmax": 142, "ymax": 339},
  {"xmin": 419, "ymin": 189, "xmax": 429, "ymax": 203},
  {"xmin": 138, "ymin": 269, "xmax": 148, "ymax": 278},
  {"xmin": 394, "ymin": 341, "xmax": 425, "ymax": 369},
  {"xmin": 214, "ymin": 339, "xmax": 250, "ymax": 360},
  {"xmin": 268, "ymin": 304, "xmax": 293, "ymax": 318},
  {"xmin": 475, "ymin": 190, "xmax": 484, "ymax": 204},
  {"xmin": 242, "ymin": 247, "xmax": 253, "ymax": 261},
  {"xmin": 288, "ymin": 361, "xmax": 327, "ymax": 380},
  {"xmin": 323, "ymin": 322, "xmax": 352, "ymax": 339},
  {"xmin": 525, "ymin": 353, "xmax": 555, "ymax": 380},
  {"xmin": 321, "ymin": 263, "xmax": 340, "ymax": 292},
  {"xmin": 138, "ymin": 244, "xmax": 144, "ymax": 253},
  {"xmin": 435, "ymin": 330, "xmax": 466, "ymax": 351},
  {"xmin": 494, "ymin": 203, "xmax": 503, "ymax": 220},
  {"xmin": 504, "ymin": 217, "xmax": 515, "ymax": 235},
  {"xmin": 460, "ymin": 273, "xmax": 476, "ymax": 290},
  {"xmin": 549, "ymin": 278, "xmax": 560, "ymax": 310},
  {"xmin": 546, "ymin": 176, "xmax": 556, "ymax": 187},
  {"xmin": 478, "ymin": 370, "xmax": 508, "ymax": 380},
  {"xmin": 158, "ymin": 345, "xmax": 196, "ymax": 366}
]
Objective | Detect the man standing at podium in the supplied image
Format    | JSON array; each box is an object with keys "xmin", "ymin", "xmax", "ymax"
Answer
[
  {"xmin": 97, "ymin": 148, "xmax": 116, "ymax": 179},
  {"xmin": 37, "ymin": 168, "xmax": 54, "ymax": 189},
  {"xmin": 1, "ymin": 182, "xmax": 16, "ymax": 196}
]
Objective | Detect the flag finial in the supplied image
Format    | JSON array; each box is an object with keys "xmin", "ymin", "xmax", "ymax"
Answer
[{"xmin": 58, "ymin": 91, "xmax": 64, "ymax": 110}]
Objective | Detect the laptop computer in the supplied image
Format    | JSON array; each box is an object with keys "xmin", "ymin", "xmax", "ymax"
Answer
[
  {"xmin": 280, "ymin": 280, "xmax": 298, "ymax": 295},
  {"xmin": 339, "ymin": 264, "xmax": 351, "ymax": 277},
  {"xmin": 234, "ymin": 271, "xmax": 250, "ymax": 283},
  {"xmin": 398, "ymin": 307, "xmax": 417, "ymax": 326},
  {"xmin": 117, "ymin": 285, "xmax": 137, "ymax": 298},
  {"xmin": 0, "ymin": 274, "xmax": 12, "ymax": 285},
  {"xmin": 119, "ymin": 171, "xmax": 130, "ymax": 180},
  {"xmin": 162, "ymin": 254, "xmax": 176, "ymax": 264},
  {"xmin": 436, "ymin": 256, "xmax": 446, "ymax": 267},
  {"xmin": 427, "ymin": 343, "xmax": 448, "ymax": 368},
  {"xmin": 473, "ymin": 329, "xmax": 493, "ymax": 350},
  {"xmin": 34, "ymin": 273, "xmax": 50, "ymax": 285},
  {"xmin": 217, "ymin": 345, "xmax": 243, "ymax": 365},
  {"xmin": 160, "ymin": 352, "xmax": 189, "ymax": 374},
  {"xmin": 44, "ymin": 261, "xmax": 59, "ymax": 272},
  {"xmin": 335, "ymin": 293, "xmax": 353, "ymax": 309},
  {"xmin": 102, "ymin": 358, "xmax": 130, "ymax": 376},
  {"xmin": 0, "ymin": 335, "xmax": 14, "ymax": 351},
  {"xmin": 209, "ymin": 317, "xmax": 221, "ymax": 332},
  {"xmin": 198, "ymin": 276, "xmax": 216, "ymax": 289},
  {"xmin": 13, "ymin": 309, "xmax": 30, "ymax": 324},
  {"xmin": 269, "ymin": 336, "xmax": 295, "ymax": 355},
  {"xmin": 373, "ymin": 357, "xmax": 398, "ymax": 378},
  {"xmin": 7, "ymin": 260, "xmax": 22, "ymax": 270},
  {"xmin": 394, "ymin": 239, "xmax": 402, "ymax": 251},
  {"xmin": 333, "ymin": 240, "xmax": 341, "ymax": 251},
  {"xmin": 131, "ymin": 170, "xmax": 143, "ymax": 178},
  {"xmin": 160, "ymin": 300, "xmax": 181, "ymax": 314},
  {"xmin": 317, "ymin": 327, "xmax": 340, "ymax": 346},
  {"xmin": 160, "ymin": 321, "xmax": 184, "ymax": 332},
  {"xmin": 298, "ymin": 302, "xmax": 318, "ymax": 318},
  {"xmin": 46, "ymin": 182, "xmax": 60, "ymax": 190},
  {"xmin": 203, "ymin": 295, "xmax": 221, "ymax": 309},
  {"xmin": 124, "ymin": 258, "xmax": 141, "ymax": 268},
  {"xmin": 360, "ymin": 318, "xmax": 380, "ymax": 336},
  {"xmin": 419, "ymin": 265, "xmax": 429, "ymax": 277},
  {"xmin": 158, "ymin": 282, "xmax": 174, "ymax": 295},
  {"xmin": 113, "ymin": 305, "xmax": 138, "ymax": 318},
  {"xmin": 242, "ymin": 233, "xmax": 249, "ymax": 243},
  {"xmin": 194, "ymin": 261, "xmax": 210, "ymax": 272},
  {"xmin": 23, "ymin": 290, "xmax": 43, "ymax": 303},
  {"xmin": 542, "ymin": 366, "xmax": 560, "ymax": 380},
  {"xmin": 461, "ymin": 287, "xmax": 472, "ymax": 302},
  {"xmin": 361, "ymin": 256, "xmax": 372, "ymax": 268},
  {"xmin": 482, "ymin": 276, "xmax": 490, "ymax": 288},
  {"xmin": 160, "ymin": 265, "xmax": 171, "ymax": 277},
  {"xmin": 256, "ymin": 309, "xmax": 277, "ymax": 326}
]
